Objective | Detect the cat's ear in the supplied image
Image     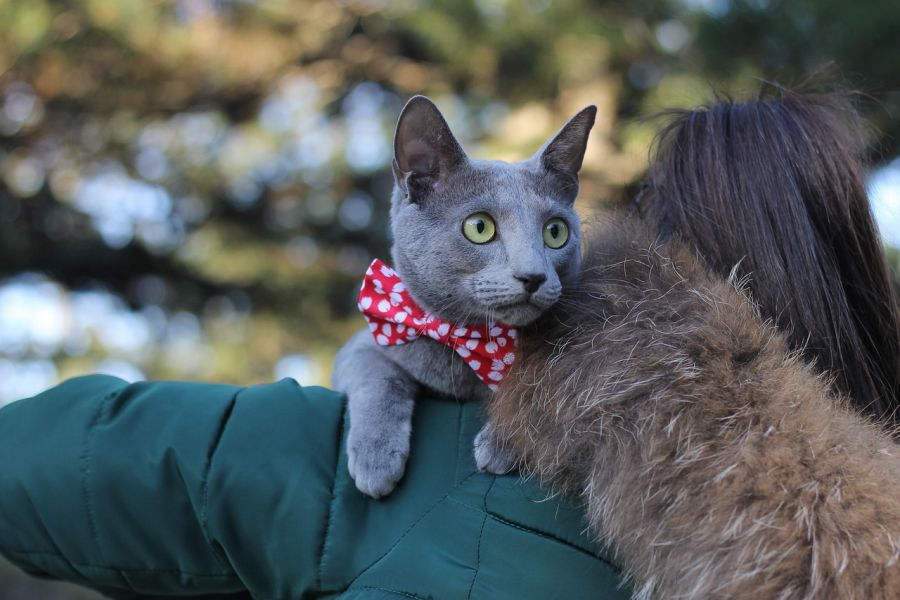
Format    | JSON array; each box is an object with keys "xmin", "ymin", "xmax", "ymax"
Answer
[
  {"xmin": 535, "ymin": 105, "xmax": 597, "ymax": 181},
  {"xmin": 392, "ymin": 96, "xmax": 467, "ymax": 201}
]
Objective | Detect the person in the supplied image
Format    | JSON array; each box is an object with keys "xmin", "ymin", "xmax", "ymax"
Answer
[
  {"xmin": 1, "ymin": 88, "xmax": 897, "ymax": 599},
  {"xmin": 636, "ymin": 86, "xmax": 900, "ymax": 427},
  {"xmin": 488, "ymin": 86, "xmax": 900, "ymax": 598}
]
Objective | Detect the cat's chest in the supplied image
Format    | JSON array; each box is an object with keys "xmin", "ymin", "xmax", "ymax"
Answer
[{"xmin": 385, "ymin": 337, "xmax": 490, "ymax": 401}]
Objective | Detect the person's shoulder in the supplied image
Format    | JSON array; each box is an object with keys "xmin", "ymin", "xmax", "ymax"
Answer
[{"xmin": 321, "ymin": 395, "xmax": 628, "ymax": 599}]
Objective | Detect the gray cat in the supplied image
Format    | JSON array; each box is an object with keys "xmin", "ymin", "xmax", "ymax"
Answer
[{"xmin": 332, "ymin": 96, "xmax": 595, "ymax": 498}]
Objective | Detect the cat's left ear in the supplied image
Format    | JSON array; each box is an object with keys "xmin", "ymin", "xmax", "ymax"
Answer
[
  {"xmin": 534, "ymin": 105, "xmax": 597, "ymax": 199},
  {"xmin": 392, "ymin": 96, "xmax": 468, "ymax": 201}
]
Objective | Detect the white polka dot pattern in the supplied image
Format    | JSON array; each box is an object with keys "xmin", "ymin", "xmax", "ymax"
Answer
[{"xmin": 357, "ymin": 258, "xmax": 517, "ymax": 390}]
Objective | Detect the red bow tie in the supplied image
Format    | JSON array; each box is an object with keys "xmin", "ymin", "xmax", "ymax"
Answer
[{"xmin": 357, "ymin": 259, "xmax": 517, "ymax": 391}]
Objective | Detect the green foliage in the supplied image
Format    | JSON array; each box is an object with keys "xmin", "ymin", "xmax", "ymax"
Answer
[
  {"xmin": 0, "ymin": 0, "xmax": 897, "ymax": 384},
  {"xmin": 1, "ymin": 0, "xmax": 897, "ymax": 389},
  {"xmin": 886, "ymin": 244, "xmax": 900, "ymax": 296}
]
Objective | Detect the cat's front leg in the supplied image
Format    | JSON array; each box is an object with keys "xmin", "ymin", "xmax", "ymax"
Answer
[
  {"xmin": 474, "ymin": 421, "xmax": 517, "ymax": 475},
  {"xmin": 333, "ymin": 331, "xmax": 417, "ymax": 498},
  {"xmin": 346, "ymin": 375, "xmax": 415, "ymax": 498}
]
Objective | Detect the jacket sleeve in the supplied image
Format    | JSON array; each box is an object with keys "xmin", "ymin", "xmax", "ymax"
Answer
[{"xmin": 0, "ymin": 375, "xmax": 345, "ymax": 599}]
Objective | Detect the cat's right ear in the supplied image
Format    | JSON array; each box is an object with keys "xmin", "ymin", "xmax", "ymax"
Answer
[
  {"xmin": 392, "ymin": 96, "xmax": 467, "ymax": 201},
  {"xmin": 533, "ymin": 105, "xmax": 597, "ymax": 203}
]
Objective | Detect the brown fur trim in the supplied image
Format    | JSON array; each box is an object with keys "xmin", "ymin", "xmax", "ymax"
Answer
[{"xmin": 491, "ymin": 216, "xmax": 900, "ymax": 599}]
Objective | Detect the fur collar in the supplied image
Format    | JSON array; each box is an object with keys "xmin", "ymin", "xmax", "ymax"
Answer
[{"xmin": 490, "ymin": 215, "xmax": 900, "ymax": 598}]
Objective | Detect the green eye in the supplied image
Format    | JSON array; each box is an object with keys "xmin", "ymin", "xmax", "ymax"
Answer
[
  {"xmin": 543, "ymin": 218, "xmax": 569, "ymax": 248},
  {"xmin": 462, "ymin": 212, "xmax": 497, "ymax": 244}
]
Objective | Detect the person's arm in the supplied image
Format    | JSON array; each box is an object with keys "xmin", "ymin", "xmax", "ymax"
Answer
[
  {"xmin": 0, "ymin": 375, "xmax": 628, "ymax": 599},
  {"xmin": 0, "ymin": 375, "xmax": 343, "ymax": 599}
]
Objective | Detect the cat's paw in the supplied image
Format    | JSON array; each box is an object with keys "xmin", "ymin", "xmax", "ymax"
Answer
[
  {"xmin": 474, "ymin": 424, "xmax": 517, "ymax": 475},
  {"xmin": 347, "ymin": 427, "xmax": 410, "ymax": 499}
]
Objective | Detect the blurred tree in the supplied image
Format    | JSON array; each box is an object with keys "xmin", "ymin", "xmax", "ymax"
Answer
[
  {"xmin": 1, "ymin": 0, "xmax": 898, "ymax": 393},
  {"xmin": 0, "ymin": 0, "xmax": 897, "ymax": 404},
  {"xmin": 887, "ymin": 245, "xmax": 900, "ymax": 295}
]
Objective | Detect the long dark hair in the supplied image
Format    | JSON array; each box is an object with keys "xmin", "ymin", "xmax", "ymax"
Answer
[{"xmin": 637, "ymin": 87, "xmax": 900, "ymax": 427}]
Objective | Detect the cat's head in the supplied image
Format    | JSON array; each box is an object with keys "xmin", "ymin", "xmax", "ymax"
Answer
[{"xmin": 389, "ymin": 96, "xmax": 595, "ymax": 327}]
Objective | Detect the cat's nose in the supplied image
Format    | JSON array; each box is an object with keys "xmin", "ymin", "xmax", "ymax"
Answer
[{"xmin": 515, "ymin": 273, "xmax": 547, "ymax": 294}]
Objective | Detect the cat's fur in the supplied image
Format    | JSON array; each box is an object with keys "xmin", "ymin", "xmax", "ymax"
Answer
[
  {"xmin": 489, "ymin": 217, "xmax": 900, "ymax": 599},
  {"xmin": 332, "ymin": 96, "xmax": 596, "ymax": 498}
]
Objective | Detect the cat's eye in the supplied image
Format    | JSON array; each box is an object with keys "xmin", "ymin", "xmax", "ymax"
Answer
[
  {"xmin": 543, "ymin": 217, "xmax": 569, "ymax": 248},
  {"xmin": 462, "ymin": 212, "xmax": 497, "ymax": 244}
]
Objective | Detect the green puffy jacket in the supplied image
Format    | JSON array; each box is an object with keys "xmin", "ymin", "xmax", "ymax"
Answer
[{"xmin": 0, "ymin": 376, "xmax": 628, "ymax": 599}]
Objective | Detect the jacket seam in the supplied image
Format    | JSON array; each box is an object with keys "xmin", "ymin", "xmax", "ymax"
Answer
[
  {"xmin": 465, "ymin": 478, "xmax": 495, "ymax": 600},
  {"xmin": 346, "ymin": 585, "xmax": 430, "ymax": 599},
  {"xmin": 333, "ymin": 471, "xmax": 480, "ymax": 595},
  {"xmin": 200, "ymin": 386, "xmax": 242, "ymax": 571},
  {"xmin": 316, "ymin": 398, "xmax": 347, "ymax": 590},
  {"xmin": 80, "ymin": 389, "xmax": 116, "ymax": 564},
  {"xmin": 483, "ymin": 511, "xmax": 622, "ymax": 573}
]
